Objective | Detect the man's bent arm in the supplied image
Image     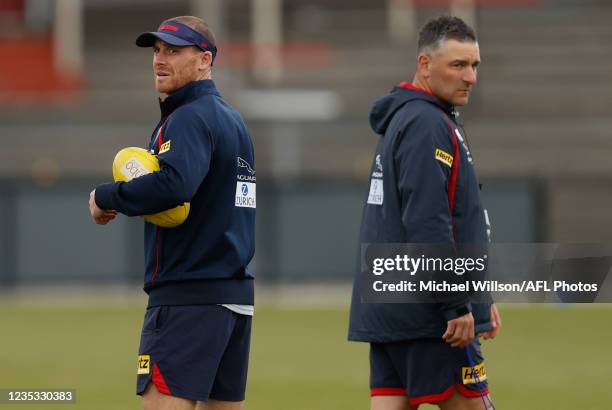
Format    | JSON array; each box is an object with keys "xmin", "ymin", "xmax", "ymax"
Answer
[{"xmin": 95, "ymin": 107, "xmax": 212, "ymax": 216}]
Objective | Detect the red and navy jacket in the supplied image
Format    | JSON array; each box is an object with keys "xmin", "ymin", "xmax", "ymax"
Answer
[
  {"xmin": 348, "ymin": 83, "xmax": 491, "ymax": 342},
  {"xmin": 95, "ymin": 80, "xmax": 255, "ymax": 306}
]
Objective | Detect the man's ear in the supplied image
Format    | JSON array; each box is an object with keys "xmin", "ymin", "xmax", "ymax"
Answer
[
  {"xmin": 417, "ymin": 53, "xmax": 431, "ymax": 79},
  {"xmin": 199, "ymin": 51, "xmax": 213, "ymax": 71}
]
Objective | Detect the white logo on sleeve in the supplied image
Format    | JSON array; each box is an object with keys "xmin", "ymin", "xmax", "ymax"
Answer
[
  {"xmin": 367, "ymin": 154, "xmax": 384, "ymax": 205},
  {"xmin": 237, "ymin": 157, "xmax": 255, "ymax": 175},
  {"xmin": 235, "ymin": 157, "xmax": 256, "ymax": 208},
  {"xmin": 367, "ymin": 178, "xmax": 384, "ymax": 205},
  {"xmin": 372, "ymin": 154, "xmax": 383, "ymax": 178},
  {"xmin": 235, "ymin": 182, "xmax": 256, "ymax": 208}
]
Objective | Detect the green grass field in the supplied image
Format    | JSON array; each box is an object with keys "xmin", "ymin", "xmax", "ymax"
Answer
[{"xmin": 1, "ymin": 299, "xmax": 611, "ymax": 409}]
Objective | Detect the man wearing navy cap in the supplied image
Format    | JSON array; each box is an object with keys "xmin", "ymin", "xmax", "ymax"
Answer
[{"xmin": 88, "ymin": 16, "xmax": 256, "ymax": 410}]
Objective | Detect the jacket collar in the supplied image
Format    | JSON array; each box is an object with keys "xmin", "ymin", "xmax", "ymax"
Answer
[
  {"xmin": 159, "ymin": 80, "xmax": 220, "ymax": 116},
  {"xmin": 398, "ymin": 82, "xmax": 457, "ymax": 119}
]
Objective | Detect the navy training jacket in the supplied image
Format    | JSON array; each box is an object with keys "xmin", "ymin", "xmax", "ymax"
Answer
[
  {"xmin": 348, "ymin": 82, "xmax": 491, "ymax": 343},
  {"xmin": 95, "ymin": 80, "xmax": 255, "ymax": 306}
]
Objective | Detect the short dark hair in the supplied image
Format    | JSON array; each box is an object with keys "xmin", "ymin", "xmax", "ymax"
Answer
[{"xmin": 417, "ymin": 16, "xmax": 476, "ymax": 54}]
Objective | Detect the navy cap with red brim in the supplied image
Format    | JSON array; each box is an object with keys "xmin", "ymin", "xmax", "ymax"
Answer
[{"xmin": 135, "ymin": 20, "xmax": 217, "ymax": 58}]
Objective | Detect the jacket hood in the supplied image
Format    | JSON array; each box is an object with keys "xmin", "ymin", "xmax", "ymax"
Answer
[{"xmin": 369, "ymin": 82, "xmax": 453, "ymax": 135}]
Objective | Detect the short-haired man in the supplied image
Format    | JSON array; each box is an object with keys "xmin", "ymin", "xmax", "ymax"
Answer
[
  {"xmin": 89, "ymin": 16, "xmax": 255, "ymax": 410},
  {"xmin": 348, "ymin": 16, "xmax": 501, "ymax": 410}
]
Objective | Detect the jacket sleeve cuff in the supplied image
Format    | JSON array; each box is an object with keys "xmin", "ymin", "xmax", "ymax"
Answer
[
  {"xmin": 441, "ymin": 302, "xmax": 472, "ymax": 321},
  {"xmin": 95, "ymin": 182, "xmax": 118, "ymax": 211}
]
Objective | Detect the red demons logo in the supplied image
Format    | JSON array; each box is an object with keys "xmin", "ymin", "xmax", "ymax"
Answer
[{"xmin": 158, "ymin": 24, "xmax": 179, "ymax": 32}]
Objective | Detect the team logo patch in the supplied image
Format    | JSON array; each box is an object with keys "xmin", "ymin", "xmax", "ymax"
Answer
[
  {"xmin": 435, "ymin": 148, "xmax": 454, "ymax": 168},
  {"xmin": 138, "ymin": 355, "xmax": 151, "ymax": 375},
  {"xmin": 159, "ymin": 140, "xmax": 171, "ymax": 154},
  {"xmin": 462, "ymin": 363, "xmax": 487, "ymax": 384}
]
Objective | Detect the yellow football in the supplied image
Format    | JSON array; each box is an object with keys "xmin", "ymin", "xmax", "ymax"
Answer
[{"xmin": 112, "ymin": 147, "xmax": 190, "ymax": 228}]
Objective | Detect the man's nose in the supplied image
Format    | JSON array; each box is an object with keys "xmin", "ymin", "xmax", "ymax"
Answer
[
  {"xmin": 463, "ymin": 67, "xmax": 477, "ymax": 84},
  {"xmin": 154, "ymin": 54, "xmax": 166, "ymax": 66}
]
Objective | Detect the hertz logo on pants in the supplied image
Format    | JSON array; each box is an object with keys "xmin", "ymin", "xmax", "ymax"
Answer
[
  {"xmin": 435, "ymin": 148, "xmax": 454, "ymax": 168},
  {"xmin": 461, "ymin": 363, "xmax": 487, "ymax": 384},
  {"xmin": 138, "ymin": 355, "xmax": 151, "ymax": 375}
]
